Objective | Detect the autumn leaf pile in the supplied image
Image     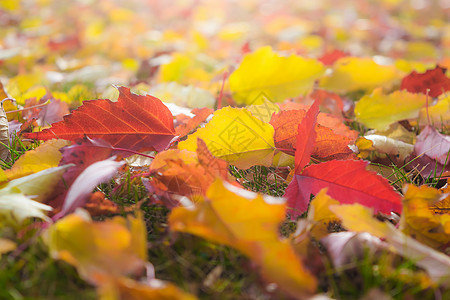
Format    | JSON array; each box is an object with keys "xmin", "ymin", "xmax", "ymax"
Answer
[{"xmin": 1, "ymin": 0, "xmax": 450, "ymax": 299}]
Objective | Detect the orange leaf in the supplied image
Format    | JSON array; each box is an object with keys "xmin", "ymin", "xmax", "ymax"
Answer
[
  {"xmin": 175, "ymin": 107, "xmax": 213, "ymax": 138},
  {"xmin": 146, "ymin": 139, "xmax": 230, "ymax": 207}
]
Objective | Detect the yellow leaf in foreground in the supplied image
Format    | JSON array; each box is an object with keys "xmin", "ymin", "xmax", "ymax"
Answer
[
  {"xmin": 319, "ymin": 57, "xmax": 400, "ymax": 93},
  {"xmin": 399, "ymin": 184, "xmax": 450, "ymax": 249},
  {"xmin": 229, "ymin": 46, "xmax": 325, "ymax": 104},
  {"xmin": 5, "ymin": 139, "xmax": 70, "ymax": 180},
  {"xmin": 46, "ymin": 211, "xmax": 147, "ymax": 284},
  {"xmin": 355, "ymin": 88, "xmax": 427, "ymax": 131},
  {"xmin": 169, "ymin": 179, "xmax": 317, "ymax": 297},
  {"xmin": 178, "ymin": 107, "xmax": 276, "ymax": 169},
  {"xmin": 98, "ymin": 277, "xmax": 197, "ymax": 300}
]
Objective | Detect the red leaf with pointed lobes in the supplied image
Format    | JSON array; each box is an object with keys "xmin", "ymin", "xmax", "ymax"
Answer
[
  {"xmin": 270, "ymin": 107, "xmax": 358, "ymax": 161},
  {"xmin": 284, "ymin": 160, "xmax": 402, "ymax": 219},
  {"xmin": 295, "ymin": 100, "xmax": 319, "ymax": 173},
  {"xmin": 400, "ymin": 66, "xmax": 450, "ymax": 98},
  {"xmin": 24, "ymin": 87, "xmax": 176, "ymax": 152}
]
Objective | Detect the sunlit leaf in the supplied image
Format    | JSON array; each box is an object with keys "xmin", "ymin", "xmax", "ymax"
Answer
[
  {"xmin": 229, "ymin": 46, "xmax": 325, "ymax": 104},
  {"xmin": 169, "ymin": 179, "xmax": 317, "ymax": 297}
]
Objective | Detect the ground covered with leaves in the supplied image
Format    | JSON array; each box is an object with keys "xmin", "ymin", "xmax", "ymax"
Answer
[{"xmin": 0, "ymin": 0, "xmax": 449, "ymax": 299}]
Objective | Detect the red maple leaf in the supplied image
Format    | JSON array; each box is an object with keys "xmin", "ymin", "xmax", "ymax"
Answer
[
  {"xmin": 295, "ymin": 101, "xmax": 319, "ymax": 173},
  {"xmin": 24, "ymin": 86, "xmax": 176, "ymax": 152},
  {"xmin": 400, "ymin": 66, "xmax": 450, "ymax": 98},
  {"xmin": 285, "ymin": 160, "xmax": 402, "ymax": 219}
]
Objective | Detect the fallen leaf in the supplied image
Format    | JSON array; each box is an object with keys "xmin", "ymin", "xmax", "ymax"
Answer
[
  {"xmin": 55, "ymin": 157, "xmax": 125, "ymax": 219},
  {"xmin": 178, "ymin": 107, "xmax": 277, "ymax": 169},
  {"xmin": 3, "ymin": 165, "xmax": 72, "ymax": 203},
  {"xmin": 46, "ymin": 210, "xmax": 147, "ymax": 284},
  {"xmin": 400, "ymin": 66, "xmax": 450, "ymax": 98},
  {"xmin": 146, "ymin": 139, "xmax": 230, "ymax": 207},
  {"xmin": 0, "ymin": 191, "xmax": 52, "ymax": 225},
  {"xmin": 246, "ymin": 99, "xmax": 280, "ymax": 122},
  {"xmin": 285, "ymin": 160, "xmax": 402, "ymax": 218},
  {"xmin": 169, "ymin": 179, "xmax": 317, "ymax": 297},
  {"xmin": 4, "ymin": 139, "xmax": 70, "ymax": 180},
  {"xmin": 83, "ymin": 191, "xmax": 122, "ymax": 217},
  {"xmin": 355, "ymin": 88, "xmax": 427, "ymax": 131},
  {"xmin": 306, "ymin": 188, "xmax": 340, "ymax": 239},
  {"xmin": 321, "ymin": 231, "xmax": 387, "ymax": 268},
  {"xmin": 319, "ymin": 57, "xmax": 400, "ymax": 93},
  {"xmin": 22, "ymin": 94, "xmax": 69, "ymax": 127},
  {"xmin": 359, "ymin": 135, "xmax": 414, "ymax": 161},
  {"xmin": 415, "ymin": 125, "xmax": 450, "ymax": 165},
  {"xmin": 330, "ymin": 203, "xmax": 450, "ymax": 286},
  {"xmin": 413, "ymin": 125, "xmax": 450, "ymax": 177},
  {"xmin": 229, "ymin": 46, "xmax": 325, "ymax": 104},
  {"xmin": 295, "ymin": 101, "xmax": 319, "ymax": 173},
  {"xmin": 175, "ymin": 107, "xmax": 213, "ymax": 138},
  {"xmin": 270, "ymin": 109, "xmax": 357, "ymax": 161},
  {"xmin": 399, "ymin": 184, "xmax": 450, "ymax": 250},
  {"xmin": 24, "ymin": 86, "xmax": 176, "ymax": 152}
]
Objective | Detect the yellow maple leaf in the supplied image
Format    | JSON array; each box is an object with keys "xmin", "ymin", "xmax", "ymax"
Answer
[
  {"xmin": 169, "ymin": 179, "xmax": 317, "ymax": 297},
  {"xmin": 319, "ymin": 57, "xmax": 400, "ymax": 93},
  {"xmin": 229, "ymin": 46, "xmax": 325, "ymax": 105},
  {"xmin": 178, "ymin": 107, "xmax": 277, "ymax": 169},
  {"xmin": 399, "ymin": 184, "xmax": 450, "ymax": 249},
  {"xmin": 5, "ymin": 139, "xmax": 70, "ymax": 180},
  {"xmin": 45, "ymin": 210, "xmax": 147, "ymax": 285},
  {"xmin": 355, "ymin": 88, "xmax": 427, "ymax": 131}
]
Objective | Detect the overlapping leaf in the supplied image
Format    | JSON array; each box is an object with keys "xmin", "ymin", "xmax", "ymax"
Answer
[
  {"xmin": 145, "ymin": 139, "xmax": 230, "ymax": 207},
  {"xmin": 285, "ymin": 160, "xmax": 402, "ymax": 218},
  {"xmin": 178, "ymin": 107, "xmax": 277, "ymax": 169}
]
